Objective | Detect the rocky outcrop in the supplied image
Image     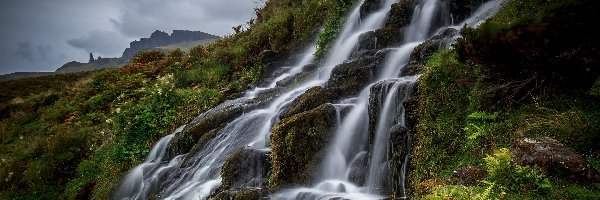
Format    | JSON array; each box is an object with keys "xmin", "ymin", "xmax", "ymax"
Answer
[
  {"xmin": 357, "ymin": 31, "xmax": 378, "ymax": 52},
  {"xmin": 56, "ymin": 58, "xmax": 125, "ymax": 73},
  {"xmin": 122, "ymin": 30, "xmax": 219, "ymax": 60},
  {"xmin": 360, "ymin": 0, "xmax": 384, "ymax": 19},
  {"xmin": 401, "ymin": 27, "xmax": 459, "ymax": 76},
  {"xmin": 327, "ymin": 49, "xmax": 391, "ymax": 96},
  {"xmin": 510, "ymin": 137, "xmax": 600, "ymax": 183},
  {"xmin": 221, "ymin": 148, "xmax": 271, "ymax": 189},
  {"xmin": 270, "ymin": 104, "xmax": 338, "ymax": 189},
  {"xmin": 279, "ymin": 86, "xmax": 341, "ymax": 120},
  {"xmin": 167, "ymin": 100, "xmax": 249, "ymax": 158},
  {"xmin": 375, "ymin": 0, "xmax": 415, "ymax": 48},
  {"xmin": 56, "ymin": 30, "xmax": 219, "ymax": 74}
]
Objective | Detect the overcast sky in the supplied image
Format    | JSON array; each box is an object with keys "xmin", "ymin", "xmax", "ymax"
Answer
[{"xmin": 0, "ymin": 0, "xmax": 263, "ymax": 75}]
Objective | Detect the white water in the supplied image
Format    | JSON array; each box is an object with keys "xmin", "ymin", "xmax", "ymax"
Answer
[
  {"xmin": 113, "ymin": 0, "xmax": 398, "ymax": 199},
  {"xmin": 274, "ymin": 0, "xmax": 504, "ymax": 199},
  {"xmin": 114, "ymin": 0, "xmax": 503, "ymax": 199}
]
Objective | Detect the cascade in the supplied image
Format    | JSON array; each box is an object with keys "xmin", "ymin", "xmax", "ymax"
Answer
[{"xmin": 114, "ymin": 0, "xmax": 502, "ymax": 199}]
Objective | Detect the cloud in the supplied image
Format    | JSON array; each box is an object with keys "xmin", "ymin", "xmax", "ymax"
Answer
[
  {"xmin": 67, "ymin": 30, "xmax": 129, "ymax": 57},
  {"xmin": 111, "ymin": 0, "xmax": 260, "ymax": 37},
  {"xmin": 13, "ymin": 41, "xmax": 54, "ymax": 62}
]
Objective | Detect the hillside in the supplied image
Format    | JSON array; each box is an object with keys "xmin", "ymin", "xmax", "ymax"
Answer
[
  {"xmin": 1, "ymin": 0, "xmax": 599, "ymax": 199},
  {"xmin": 55, "ymin": 30, "xmax": 219, "ymax": 74}
]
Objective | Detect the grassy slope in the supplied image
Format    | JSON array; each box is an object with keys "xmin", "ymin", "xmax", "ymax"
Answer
[
  {"xmin": 411, "ymin": 0, "xmax": 600, "ymax": 199},
  {"xmin": 0, "ymin": 0, "xmax": 356, "ymax": 199}
]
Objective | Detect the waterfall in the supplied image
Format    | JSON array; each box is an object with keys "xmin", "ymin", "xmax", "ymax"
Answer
[
  {"xmin": 114, "ymin": 0, "xmax": 503, "ymax": 199},
  {"xmin": 273, "ymin": 0, "xmax": 503, "ymax": 199}
]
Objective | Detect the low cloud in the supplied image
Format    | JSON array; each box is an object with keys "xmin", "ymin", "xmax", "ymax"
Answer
[
  {"xmin": 13, "ymin": 41, "xmax": 54, "ymax": 62},
  {"xmin": 67, "ymin": 30, "xmax": 129, "ymax": 57}
]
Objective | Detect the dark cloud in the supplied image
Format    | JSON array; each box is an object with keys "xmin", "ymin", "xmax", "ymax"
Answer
[
  {"xmin": 67, "ymin": 30, "xmax": 129, "ymax": 57},
  {"xmin": 112, "ymin": 0, "xmax": 260, "ymax": 37},
  {"xmin": 0, "ymin": 0, "xmax": 261, "ymax": 75},
  {"xmin": 13, "ymin": 42, "xmax": 54, "ymax": 62}
]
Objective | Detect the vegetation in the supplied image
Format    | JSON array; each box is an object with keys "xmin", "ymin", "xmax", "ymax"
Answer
[
  {"xmin": 411, "ymin": 0, "xmax": 600, "ymax": 199},
  {"xmin": 0, "ymin": 0, "xmax": 358, "ymax": 199}
]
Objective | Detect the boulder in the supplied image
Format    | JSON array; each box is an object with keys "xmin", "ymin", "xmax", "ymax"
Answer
[
  {"xmin": 375, "ymin": 0, "xmax": 415, "ymax": 48},
  {"xmin": 270, "ymin": 104, "xmax": 338, "ymax": 189},
  {"xmin": 510, "ymin": 137, "xmax": 600, "ymax": 183},
  {"xmin": 357, "ymin": 31, "xmax": 378, "ymax": 52},
  {"xmin": 279, "ymin": 86, "xmax": 342, "ymax": 120},
  {"xmin": 360, "ymin": 0, "xmax": 384, "ymax": 20},
  {"xmin": 408, "ymin": 28, "xmax": 459, "ymax": 65},
  {"xmin": 326, "ymin": 49, "xmax": 391, "ymax": 97},
  {"xmin": 221, "ymin": 148, "xmax": 271, "ymax": 189},
  {"xmin": 167, "ymin": 100, "xmax": 248, "ymax": 158}
]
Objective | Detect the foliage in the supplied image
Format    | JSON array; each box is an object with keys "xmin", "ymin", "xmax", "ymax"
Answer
[{"xmin": 412, "ymin": 1, "xmax": 600, "ymax": 199}]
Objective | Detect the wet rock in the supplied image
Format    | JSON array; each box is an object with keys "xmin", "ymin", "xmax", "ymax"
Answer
[
  {"xmin": 408, "ymin": 28, "xmax": 459, "ymax": 65},
  {"xmin": 221, "ymin": 148, "xmax": 271, "ymax": 189},
  {"xmin": 357, "ymin": 31, "xmax": 378, "ymax": 52},
  {"xmin": 327, "ymin": 49, "xmax": 391, "ymax": 97},
  {"xmin": 275, "ymin": 64, "xmax": 318, "ymax": 88},
  {"xmin": 279, "ymin": 86, "xmax": 342, "ymax": 120},
  {"xmin": 375, "ymin": 0, "xmax": 415, "ymax": 48},
  {"xmin": 360, "ymin": 0, "xmax": 384, "ymax": 20},
  {"xmin": 390, "ymin": 124, "xmax": 409, "ymax": 196},
  {"xmin": 347, "ymin": 152, "xmax": 368, "ymax": 185},
  {"xmin": 233, "ymin": 188, "xmax": 270, "ymax": 200},
  {"xmin": 449, "ymin": 166, "xmax": 487, "ymax": 186},
  {"xmin": 510, "ymin": 137, "xmax": 600, "ymax": 183},
  {"xmin": 270, "ymin": 104, "xmax": 338, "ymax": 189},
  {"xmin": 449, "ymin": 0, "xmax": 490, "ymax": 24},
  {"xmin": 167, "ymin": 102, "xmax": 246, "ymax": 158},
  {"xmin": 181, "ymin": 125, "xmax": 225, "ymax": 165}
]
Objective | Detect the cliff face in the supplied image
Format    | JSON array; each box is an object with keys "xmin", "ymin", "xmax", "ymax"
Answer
[
  {"xmin": 56, "ymin": 30, "xmax": 220, "ymax": 73},
  {"xmin": 122, "ymin": 30, "xmax": 220, "ymax": 60}
]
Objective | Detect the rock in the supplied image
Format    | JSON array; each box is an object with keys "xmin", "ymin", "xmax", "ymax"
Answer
[
  {"xmin": 360, "ymin": 0, "xmax": 384, "ymax": 19},
  {"xmin": 448, "ymin": 0, "xmax": 490, "ymax": 24},
  {"xmin": 347, "ymin": 152, "xmax": 369, "ymax": 185},
  {"xmin": 408, "ymin": 28, "xmax": 459, "ymax": 65},
  {"xmin": 257, "ymin": 50, "xmax": 294, "ymax": 86},
  {"xmin": 357, "ymin": 31, "xmax": 378, "ymax": 52},
  {"xmin": 221, "ymin": 148, "xmax": 271, "ymax": 189},
  {"xmin": 400, "ymin": 63, "xmax": 421, "ymax": 76},
  {"xmin": 326, "ymin": 49, "xmax": 391, "ymax": 97},
  {"xmin": 375, "ymin": 0, "xmax": 415, "ymax": 48},
  {"xmin": 275, "ymin": 64, "xmax": 318, "ymax": 88},
  {"xmin": 167, "ymin": 100, "xmax": 249, "ymax": 158},
  {"xmin": 122, "ymin": 30, "xmax": 219, "ymax": 60},
  {"xmin": 449, "ymin": 166, "xmax": 487, "ymax": 186},
  {"xmin": 510, "ymin": 137, "xmax": 600, "ymax": 183},
  {"xmin": 233, "ymin": 189, "xmax": 270, "ymax": 200},
  {"xmin": 270, "ymin": 104, "xmax": 338, "ymax": 189},
  {"xmin": 279, "ymin": 86, "xmax": 342, "ymax": 120}
]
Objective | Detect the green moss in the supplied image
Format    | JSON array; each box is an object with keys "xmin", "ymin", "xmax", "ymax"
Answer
[{"xmin": 269, "ymin": 104, "xmax": 337, "ymax": 189}]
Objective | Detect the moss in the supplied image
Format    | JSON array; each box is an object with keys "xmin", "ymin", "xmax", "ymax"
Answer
[
  {"xmin": 233, "ymin": 189, "xmax": 270, "ymax": 200},
  {"xmin": 280, "ymin": 86, "xmax": 341, "ymax": 120},
  {"xmin": 269, "ymin": 104, "xmax": 337, "ymax": 189}
]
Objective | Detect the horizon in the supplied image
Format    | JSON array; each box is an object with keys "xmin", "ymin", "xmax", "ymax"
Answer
[{"xmin": 0, "ymin": 0, "xmax": 263, "ymax": 75}]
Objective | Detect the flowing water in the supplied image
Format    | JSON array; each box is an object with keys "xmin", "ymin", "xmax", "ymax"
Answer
[{"xmin": 114, "ymin": 0, "xmax": 503, "ymax": 199}]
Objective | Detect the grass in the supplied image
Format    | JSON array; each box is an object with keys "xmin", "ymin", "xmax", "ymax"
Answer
[
  {"xmin": 410, "ymin": 1, "xmax": 600, "ymax": 198},
  {"xmin": 0, "ymin": 0, "xmax": 359, "ymax": 199}
]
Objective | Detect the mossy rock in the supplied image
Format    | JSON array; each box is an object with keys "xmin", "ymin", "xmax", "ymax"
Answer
[
  {"xmin": 375, "ymin": 0, "xmax": 415, "ymax": 48},
  {"xmin": 233, "ymin": 189, "xmax": 270, "ymax": 200},
  {"xmin": 221, "ymin": 148, "xmax": 271, "ymax": 190},
  {"xmin": 270, "ymin": 104, "xmax": 338, "ymax": 189},
  {"xmin": 279, "ymin": 86, "xmax": 342, "ymax": 120},
  {"xmin": 167, "ymin": 103, "xmax": 245, "ymax": 158},
  {"xmin": 326, "ymin": 49, "xmax": 390, "ymax": 97}
]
